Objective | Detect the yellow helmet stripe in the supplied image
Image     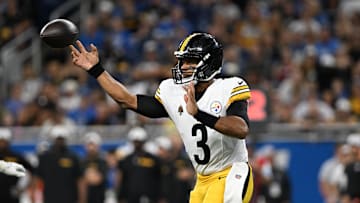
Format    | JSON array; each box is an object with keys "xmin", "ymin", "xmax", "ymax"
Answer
[{"xmin": 179, "ymin": 33, "xmax": 201, "ymax": 51}]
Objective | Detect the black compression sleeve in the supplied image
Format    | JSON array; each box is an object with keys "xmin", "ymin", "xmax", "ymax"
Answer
[
  {"xmin": 226, "ymin": 100, "xmax": 250, "ymax": 126},
  {"xmin": 134, "ymin": 95, "xmax": 168, "ymax": 118}
]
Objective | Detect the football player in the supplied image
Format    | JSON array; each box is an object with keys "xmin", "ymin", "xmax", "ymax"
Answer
[
  {"xmin": 70, "ymin": 32, "xmax": 253, "ymax": 203},
  {"xmin": 0, "ymin": 128, "xmax": 27, "ymax": 178}
]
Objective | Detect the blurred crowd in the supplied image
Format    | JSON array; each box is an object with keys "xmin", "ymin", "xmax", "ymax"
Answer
[
  {"xmin": 4, "ymin": 1, "xmax": 360, "ymax": 202},
  {"xmin": 0, "ymin": 126, "xmax": 291, "ymax": 203},
  {"xmin": 318, "ymin": 133, "xmax": 360, "ymax": 203},
  {"xmin": 1, "ymin": 0, "xmax": 360, "ymax": 127}
]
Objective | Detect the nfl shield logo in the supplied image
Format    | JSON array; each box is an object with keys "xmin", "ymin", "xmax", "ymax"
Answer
[{"xmin": 235, "ymin": 174, "xmax": 241, "ymax": 179}]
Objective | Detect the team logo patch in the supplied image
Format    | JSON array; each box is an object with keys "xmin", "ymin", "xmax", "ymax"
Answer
[
  {"xmin": 178, "ymin": 105, "xmax": 184, "ymax": 116},
  {"xmin": 235, "ymin": 174, "xmax": 242, "ymax": 179},
  {"xmin": 210, "ymin": 101, "xmax": 222, "ymax": 114}
]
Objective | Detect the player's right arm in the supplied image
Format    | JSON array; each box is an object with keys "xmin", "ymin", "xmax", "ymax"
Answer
[{"xmin": 69, "ymin": 41, "xmax": 168, "ymax": 118}]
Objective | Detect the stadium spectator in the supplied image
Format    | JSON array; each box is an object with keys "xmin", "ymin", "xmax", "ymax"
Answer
[
  {"xmin": 292, "ymin": 83, "xmax": 335, "ymax": 124},
  {"xmin": 58, "ymin": 79, "xmax": 82, "ymax": 113},
  {"xmin": 276, "ymin": 66, "xmax": 304, "ymax": 106},
  {"xmin": 288, "ymin": 1, "xmax": 322, "ymax": 36},
  {"xmin": 81, "ymin": 131, "xmax": 108, "ymax": 203},
  {"xmin": 108, "ymin": 16, "xmax": 133, "ymax": 61},
  {"xmin": 79, "ymin": 15, "xmax": 106, "ymax": 51},
  {"xmin": 34, "ymin": 126, "xmax": 84, "ymax": 203},
  {"xmin": 0, "ymin": 128, "xmax": 33, "ymax": 203},
  {"xmin": 67, "ymin": 94, "xmax": 98, "ymax": 125},
  {"xmin": 319, "ymin": 143, "xmax": 344, "ymax": 203},
  {"xmin": 347, "ymin": 133, "xmax": 360, "ymax": 160},
  {"xmin": 37, "ymin": 99, "xmax": 76, "ymax": 137},
  {"xmin": 116, "ymin": 126, "xmax": 162, "ymax": 203},
  {"xmin": 2, "ymin": 0, "xmax": 360, "ymax": 126},
  {"xmin": 350, "ymin": 77, "xmax": 360, "ymax": 119},
  {"xmin": 259, "ymin": 148, "xmax": 291, "ymax": 203},
  {"xmin": 334, "ymin": 98, "xmax": 355, "ymax": 123},
  {"xmin": 330, "ymin": 144, "xmax": 353, "ymax": 202},
  {"xmin": 155, "ymin": 135, "xmax": 195, "ymax": 203},
  {"xmin": 221, "ymin": 45, "xmax": 243, "ymax": 77},
  {"xmin": 319, "ymin": 140, "xmax": 359, "ymax": 203},
  {"xmin": 104, "ymin": 148, "xmax": 118, "ymax": 203},
  {"xmin": 348, "ymin": 29, "xmax": 360, "ymax": 62},
  {"xmin": 20, "ymin": 62, "xmax": 43, "ymax": 104},
  {"xmin": 6, "ymin": 2, "xmax": 360, "ymax": 203},
  {"xmin": 132, "ymin": 40, "xmax": 166, "ymax": 92},
  {"xmin": 343, "ymin": 133, "xmax": 360, "ymax": 202},
  {"xmin": 0, "ymin": 0, "xmax": 32, "ymax": 46},
  {"xmin": 232, "ymin": 1, "xmax": 269, "ymax": 51},
  {"xmin": 4, "ymin": 84, "xmax": 25, "ymax": 122}
]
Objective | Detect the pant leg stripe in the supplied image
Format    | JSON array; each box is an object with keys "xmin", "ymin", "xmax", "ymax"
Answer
[{"xmin": 242, "ymin": 164, "xmax": 254, "ymax": 203}]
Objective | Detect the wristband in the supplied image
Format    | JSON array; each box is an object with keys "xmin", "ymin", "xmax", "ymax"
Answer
[
  {"xmin": 194, "ymin": 110, "xmax": 220, "ymax": 128},
  {"xmin": 87, "ymin": 63, "xmax": 105, "ymax": 78}
]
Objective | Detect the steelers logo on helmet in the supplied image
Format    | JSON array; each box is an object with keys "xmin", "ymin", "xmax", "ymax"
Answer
[{"xmin": 172, "ymin": 33, "xmax": 223, "ymax": 84}]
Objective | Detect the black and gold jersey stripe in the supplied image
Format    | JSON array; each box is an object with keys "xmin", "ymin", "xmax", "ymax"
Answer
[
  {"xmin": 155, "ymin": 88, "xmax": 163, "ymax": 104},
  {"xmin": 227, "ymin": 85, "xmax": 251, "ymax": 106}
]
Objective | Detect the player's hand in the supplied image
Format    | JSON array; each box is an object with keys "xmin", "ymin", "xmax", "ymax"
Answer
[
  {"xmin": 69, "ymin": 40, "xmax": 99, "ymax": 70},
  {"xmin": 183, "ymin": 82, "xmax": 198, "ymax": 116},
  {"xmin": 0, "ymin": 160, "xmax": 26, "ymax": 177}
]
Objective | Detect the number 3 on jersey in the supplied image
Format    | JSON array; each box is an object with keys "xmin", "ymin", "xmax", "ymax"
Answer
[{"xmin": 192, "ymin": 124, "xmax": 210, "ymax": 164}]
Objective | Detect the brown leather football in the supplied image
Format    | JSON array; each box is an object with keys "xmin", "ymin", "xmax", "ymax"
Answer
[{"xmin": 40, "ymin": 19, "xmax": 79, "ymax": 48}]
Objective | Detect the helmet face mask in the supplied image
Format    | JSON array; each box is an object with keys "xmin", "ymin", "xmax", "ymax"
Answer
[
  {"xmin": 172, "ymin": 33, "xmax": 223, "ymax": 84},
  {"xmin": 172, "ymin": 58, "xmax": 200, "ymax": 84}
]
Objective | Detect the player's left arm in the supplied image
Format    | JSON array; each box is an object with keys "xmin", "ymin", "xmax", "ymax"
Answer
[
  {"xmin": 215, "ymin": 100, "xmax": 249, "ymax": 139},
  {"xmin": 194, "ymin": 102, "xmax": 249, "ymax": 139},
  {"xmin": 184, "ymin": 82, "xmax": 249, "ymax": 139}
]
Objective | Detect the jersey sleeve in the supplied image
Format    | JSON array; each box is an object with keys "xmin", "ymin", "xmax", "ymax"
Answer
[
  {"xmin": 227, "ymin": 77, "xmax": 251, "ymax": 107},
  {"xmin": 227, "ymin": 100, "xmax": 249, "ymax": 126},
  {"xmin": 154, "ymin": 85, "xmax": 163, "ymax": 104},
  {"xmin": 135, "ymin": 95, "xmax": 168, "ymax": 118},
  {"xmin": 132, "ymin": 80, "xmax": 170, "ymax": 118},
  {"xmin": 154, "ymin": 79, "xmax": 171, "ymax": 105}
]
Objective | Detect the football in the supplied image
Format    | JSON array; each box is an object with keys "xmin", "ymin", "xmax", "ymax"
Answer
[{"xmin": 40, "ymin": 19, "xmax": 79, "ymax": 48}]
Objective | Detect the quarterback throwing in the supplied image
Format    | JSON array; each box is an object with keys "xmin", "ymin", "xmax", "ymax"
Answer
[{"xmin": 70, "ymin": 32, "xmax": 253, "ymax": 203}]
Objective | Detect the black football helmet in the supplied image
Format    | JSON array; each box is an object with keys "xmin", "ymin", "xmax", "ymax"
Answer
[{"xmin": 172, "ymin": 33, "xmax": 223, "ymax": 84}]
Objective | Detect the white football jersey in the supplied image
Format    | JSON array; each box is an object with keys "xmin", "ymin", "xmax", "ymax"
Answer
[{"xmin": 155, "ymin": 77, "xmax": 251, "ymax": 175}]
